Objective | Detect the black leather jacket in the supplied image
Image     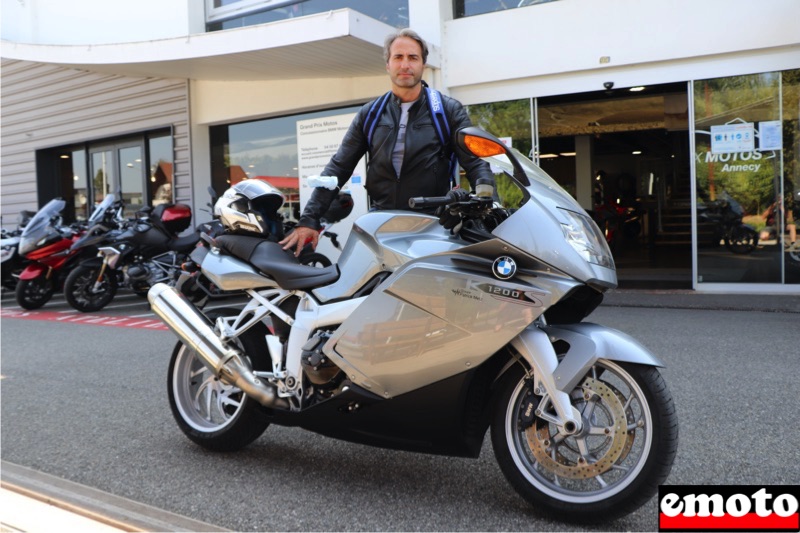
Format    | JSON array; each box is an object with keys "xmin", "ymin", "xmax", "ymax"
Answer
[{"xmin": 298, "ymin": 89, "xmax": 495, "ymax": 230}]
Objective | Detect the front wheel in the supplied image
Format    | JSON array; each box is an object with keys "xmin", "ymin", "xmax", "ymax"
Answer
[
  {"xmin": 167, "ymin": 308, "xmax": 272, "ymax": 452},
  {"xmin": 64, "ymin": 264, "xmax": 117, "ymax": 312},
  {"xmin": 15, "ymin": 276, "xmax": 55, "ymax": 310},
  {"xmin": 725, "ymin": 226, "xmax": 757, "ymax": 254},
  {"xmin": 491, "ymin": 361, "xmax": 678, "ymax": 522}
]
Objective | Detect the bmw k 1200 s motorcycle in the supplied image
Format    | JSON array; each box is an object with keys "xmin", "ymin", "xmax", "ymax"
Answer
[{"xmin": 148, "ymin": 127, "xmax": 678, "ymax": 522}]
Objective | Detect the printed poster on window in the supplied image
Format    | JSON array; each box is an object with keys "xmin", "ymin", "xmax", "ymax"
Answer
[
  {"xmin": 758, "ymin": 120, "xmax": 782, "ymax": 151},
  {"xmin": 296, "ymin": 113, "xmax": 367, "ymax": 261},
  {"xmin": 710, "ymin": 123, "xmax": 755, "ymax": 154}
]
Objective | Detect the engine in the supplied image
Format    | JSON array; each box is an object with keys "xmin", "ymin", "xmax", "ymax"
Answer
[
  {"xmin": 300, "ymin": 329, "xmax": 343, "ymax": 398},
  {"xmin": 126, "ymin": 261, "xmax": 173, "ymax": 293}
]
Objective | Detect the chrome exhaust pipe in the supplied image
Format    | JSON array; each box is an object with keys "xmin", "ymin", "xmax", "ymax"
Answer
[{"xmin": 148, "ymin": 283, "xmax": 288, "ymax": 409}]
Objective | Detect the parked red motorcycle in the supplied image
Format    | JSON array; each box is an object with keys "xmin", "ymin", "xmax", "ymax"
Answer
[
  {"xmin": 15, "ymin": 195, "xmax": 120, "ymax": 310},
  {"xmin": 592, "ymin": 197, "xmax": 642, "ymax": 253}
]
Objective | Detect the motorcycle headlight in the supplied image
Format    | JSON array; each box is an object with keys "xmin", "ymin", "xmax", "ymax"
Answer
[{"xmin": 558, "ymin": 208, "xmax": 615, "ymax": 269}]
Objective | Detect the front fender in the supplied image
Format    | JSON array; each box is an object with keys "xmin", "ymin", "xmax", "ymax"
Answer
[
  {"xmin": 543, "ymin": 322, "xmax": 665, "ymax": 393},
  {"xmin": 19, "ymin": 263, "xmax": 46, "ymax": 280}
]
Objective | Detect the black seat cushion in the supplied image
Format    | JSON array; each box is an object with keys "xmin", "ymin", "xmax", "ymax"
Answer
[{"xmin": 214, "ymin": 235, "xmax": 338, "ymax": 290}]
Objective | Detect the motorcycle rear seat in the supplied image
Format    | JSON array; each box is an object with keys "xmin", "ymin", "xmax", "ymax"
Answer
[
  {"xmin": 170, "ymin": 233, "xmax": 202, "ymax": 253},
  {"xmin": 214, "ymin": 235, "xmax": 339, "ymax": 290}
]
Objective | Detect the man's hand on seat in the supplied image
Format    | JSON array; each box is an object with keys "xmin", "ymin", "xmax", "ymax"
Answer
[{"xmin": 280, "ymin": 226, "xmax": 320, "ymax": 257}]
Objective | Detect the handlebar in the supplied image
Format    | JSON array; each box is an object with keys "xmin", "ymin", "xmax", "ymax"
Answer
[{"xmin": 408, "ymin": 196, "xmax": 451, "ymax": 210}]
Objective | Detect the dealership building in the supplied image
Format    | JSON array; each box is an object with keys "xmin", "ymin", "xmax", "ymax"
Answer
[{"xmin": 2, "ymin": 0, "xmax": 799, "ymax": 292}]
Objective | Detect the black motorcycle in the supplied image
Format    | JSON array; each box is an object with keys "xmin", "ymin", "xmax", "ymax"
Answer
[
  {"xmin": 698, "ymin": 191, "xmax": 758, "ymax": 254},
  {"xmin": 64, "ymin": 202, "xmax": 198, "ymax": 312}
]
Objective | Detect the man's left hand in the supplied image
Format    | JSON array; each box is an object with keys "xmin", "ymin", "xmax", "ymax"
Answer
[{"xmin": 438, "ymin": 189, "xmax": 470, "ymax": 230}]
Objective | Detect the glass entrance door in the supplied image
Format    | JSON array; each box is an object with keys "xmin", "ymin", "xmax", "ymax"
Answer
[
  {"xmin": 90, "ymin": 149, "xmax": 115, "ymax": 209},
  {"xmin": 119, "ymin": 145, "xmax": 145, "ymax": 218},
  {"xmin": 536, "ymin": 83, "xmax": 692, "ymax": 288},
  {"xmin": 89, "ymin": 141, "xmax": 145, "ymax": 218},
  {"xmin": 693, "ymin": 69, "xmax": 800, "ymax": 287}
]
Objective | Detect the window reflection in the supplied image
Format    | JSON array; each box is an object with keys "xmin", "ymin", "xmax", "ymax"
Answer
[
  {"xmin": 120, "ymin": 146, "xmax": 144, "ymax": 218},
  {"xmin": 71, "ymin": 150, "xmax": 88, "ymax": 221},
  {"xmin": 148, "ymin": 135, "xmax": 174, "ymax": 206},
  {"xmin": 694, "ymin": 69, "xmax": 800, "ymax": 285},
  {"xmin": 208, "ymin": 0, "xmax": 409, "ymax": 30},
  {"xmin": 210, "ymin": 106, "xmax": 360, "ymax": 222},
  {"xmin": 455, "ymin": 0, "xmax": 559, "ymax": 19}
]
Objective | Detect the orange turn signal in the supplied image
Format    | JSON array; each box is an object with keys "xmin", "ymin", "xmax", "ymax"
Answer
[{"xmin": 464, "ymin": 135, "xmax": 506, "ymax": 157}]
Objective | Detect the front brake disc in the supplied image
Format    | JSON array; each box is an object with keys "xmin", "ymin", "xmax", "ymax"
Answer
[{"xmin": 525, "ymin": 376, "xmax": 628, "ymax": 479}]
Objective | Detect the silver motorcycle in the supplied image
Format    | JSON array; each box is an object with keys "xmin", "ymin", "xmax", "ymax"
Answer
[{"xmin": 148, "ymin": 127, "xmax": 677, "ymax": 522}]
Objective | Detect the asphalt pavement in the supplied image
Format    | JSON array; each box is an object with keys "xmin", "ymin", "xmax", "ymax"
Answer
[{"xmin": 0, "ymin": 289, "xmax": 800, "ymax": 533}]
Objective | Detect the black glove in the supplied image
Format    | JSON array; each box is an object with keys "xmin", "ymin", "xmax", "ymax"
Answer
[{"xmin": 437, "ymin": 189, "xmax": 471, "ymax": 230}]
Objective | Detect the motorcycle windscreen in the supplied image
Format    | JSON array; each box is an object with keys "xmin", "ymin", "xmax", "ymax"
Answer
[{"xmin": 324, "ymin": 260, "xmax": 548, "ymax": 398}]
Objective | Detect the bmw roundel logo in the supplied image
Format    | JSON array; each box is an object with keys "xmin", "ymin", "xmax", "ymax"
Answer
[{"xmin": 492, "ymin": 256, "xmax": 517, "ymax": 280}]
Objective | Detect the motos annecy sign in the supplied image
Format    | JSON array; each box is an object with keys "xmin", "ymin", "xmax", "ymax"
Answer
[
  {"xmin": 697, "ymin": 119, "xmax": 781, "ymax": 173},
  {"xmin": 658, "ymin": 485, "xmax": 799, "ymax": 531},
  {"xmin": 695, "ymin": 150, "xmax": 776, "ymax": 173}
]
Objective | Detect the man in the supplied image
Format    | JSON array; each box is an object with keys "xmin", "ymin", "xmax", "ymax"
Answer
[{"xmin": 280, "ymin": 28, "xmax": 494, "ymax": 256}]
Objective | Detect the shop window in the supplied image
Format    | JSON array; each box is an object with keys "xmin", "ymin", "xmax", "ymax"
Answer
[
  {"xmin": 207, "ymin": 0, "xmax": 408, "ymax": 31},
  {"xmin": 693, "ymin": 69, "xmax": 800, "ymax": 285},
  {"xmin": 210, "ymin": 105, "xmax": 360, "ymax": 222},
  {"xmin": 455, "ymin": 0, "xmax": 559, "ymax": 19}
]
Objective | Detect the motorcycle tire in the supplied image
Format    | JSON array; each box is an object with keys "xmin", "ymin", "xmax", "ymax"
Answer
[
  {"xmin": 491, "ymin": 360, "xmax": 678, "ymax": 523},
  {"xmin": 167, "ymin": 308, "xmax": 272, "ymax": 452},
  {"xmin": 725, "ymin": 227, "xmax": 757, "ymax": 254},
  {"xmin": 64, "ymin": 264, "xmax": 118, "ymax": 313},
  {"xmin": 15, "ymin": 276, "xmax": 55, "ymax": 310}
]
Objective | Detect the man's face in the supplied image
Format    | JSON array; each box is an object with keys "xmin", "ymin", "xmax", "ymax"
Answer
[{"xmin": 386, "ymin": 36, "xmax": 424, "ymax": 91}]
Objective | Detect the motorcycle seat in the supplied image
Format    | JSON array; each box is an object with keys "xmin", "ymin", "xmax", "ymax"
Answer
[
  {"xmin": 214, "ymin": 235, "xmax": 339, "ymax": 290},
  {"xmin": 170, "ymin": 233, "xmax": 202, "ymax": 253}
]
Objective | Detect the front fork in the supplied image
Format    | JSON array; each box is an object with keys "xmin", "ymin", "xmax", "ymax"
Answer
[
  {"xmin": 511, "ymin": 328, "xmax": 584, "ymax": 435},
  {"xmin": 92, "ymin": 260, "xmax": 110, "ymax": 292},
  {"xmin": 510, "ymin": 322, "xmax": 665, "ymax": 436}
]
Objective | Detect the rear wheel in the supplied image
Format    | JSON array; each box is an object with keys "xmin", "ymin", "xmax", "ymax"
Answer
[
  {"xmin": 167, "ymin": 308, "xmax": 272, "ymax": 451},
  {"xmin": 299, "ymin": 251, "xmax": 331, "ymax": 268},
  {"xmin": 64, "ymin": 264, "xmax": 117, "ymax": 312},
  {"xmin": 15, "ymin": 277, "xmax": 55, "ymax": 310},
  {"xmin": 491, "ymin": 361, "xmax": 678, "ymax": 522}
]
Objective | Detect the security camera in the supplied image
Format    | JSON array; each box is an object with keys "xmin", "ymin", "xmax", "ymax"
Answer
[{"xmin": 603, "ymin": 81, "xmax": 614, "ymax": 90}]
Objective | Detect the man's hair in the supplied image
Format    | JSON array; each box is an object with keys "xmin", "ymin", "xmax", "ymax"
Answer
[{"xmin": 383, "ymin": 28, "xmax": 428, "ymax": 64}]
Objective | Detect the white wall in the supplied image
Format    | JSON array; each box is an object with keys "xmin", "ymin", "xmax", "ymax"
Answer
[
  {"xmin": 445, "ymin": 0, "xmax": 800, "ymax": 103},
  {"xmin": 0, "ymin": 0, "xmax": 203, "ymax": 44}
]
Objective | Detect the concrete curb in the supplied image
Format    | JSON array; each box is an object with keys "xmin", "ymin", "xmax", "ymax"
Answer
[
  {"xmin": 601, "ymin": 289, "xmax": 800, "ymax": 313},
  {"xmin": 1, "ymin": 461, "xmax": 228, "ymax": 532}
]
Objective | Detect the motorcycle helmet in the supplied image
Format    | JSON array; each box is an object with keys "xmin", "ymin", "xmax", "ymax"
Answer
[{"xmin": 214, "ymin": 179, "xmax": 285, "ymax": 236}]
